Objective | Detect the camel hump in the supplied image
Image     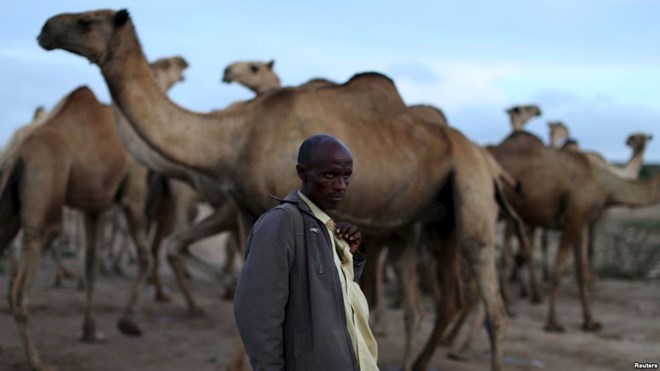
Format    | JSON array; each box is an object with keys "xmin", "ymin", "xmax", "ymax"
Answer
[{"xmin": 345, "ymin": 71, "xmax": 396, "ymax": 89}]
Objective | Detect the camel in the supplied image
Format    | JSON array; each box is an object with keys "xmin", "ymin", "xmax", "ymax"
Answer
[
  {"xmin": 497, "ymin": 105, "xmax": 544, "ymax": 303},
  {"xmin": 548, "ymin": 121, "xmax": 570, "ymax": 149},
  {"xmin": 39, "ymin": 9, "xmax": 514, "ymax": 371},
  {"xmin": 222, "ymin": 59, "xmax": 280, "ymax": 95},
  {"xmin": 507, "ymin": 104, "xmax": 542, "ymax": 131},
  {"xmin": 0, "ymin": 106, "xmax": 82, "ymax": 287},
  {"xmin": 554, "ymin": 120, "xmax": 653, "ymax": 180},
  {"xmin": 554, "ymin": 125, "xmax": 654, "ymax": 280},
  {"xmin": 219, "ymin": 59, "xmax": 532, "ymax": 367},
  {"xmin": 489, "ymin": 130, "xmax": 660, "ymax": 332},
  {"xmin": 0, "ymin": 56, "xmax": 188, "ymax": 371}
]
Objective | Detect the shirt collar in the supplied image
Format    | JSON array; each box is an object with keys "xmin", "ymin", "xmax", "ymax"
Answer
[{"xmin": 297, "ymin": 191, "xmax": 332, "ymax": 226}]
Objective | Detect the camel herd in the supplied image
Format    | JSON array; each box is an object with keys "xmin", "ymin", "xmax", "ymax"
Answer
[{"xmin": 0, "ymin": 8, "xmax": 657, "ymax": 371}]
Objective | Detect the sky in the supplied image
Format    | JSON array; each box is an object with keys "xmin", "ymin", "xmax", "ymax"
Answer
[{"xmin": 1, "ymin": 0, "xmax": 659, "ymax": 161}]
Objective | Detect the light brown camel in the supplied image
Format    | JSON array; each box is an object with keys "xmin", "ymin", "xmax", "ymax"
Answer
[
  {"xmin": 39, "ymin": 9, "xmax": 511, "ymax": 371},
  {"xmin": 222, "ymin": 59, "xmax": 280, "ymax": 95},
  {"xmin": 0, "ymin": 56, "xmax": 188, "ymax": 371},
  {"xmin": 489, "ymin": 131, "xmax": 660, "ymax": 332},
  {"xmin": 0, "ymin": 105, "xmax": 81, "ymax": 287},
  {"xmin": 220, "ymin": 60, "xmax": 530, "ymax": 368}
]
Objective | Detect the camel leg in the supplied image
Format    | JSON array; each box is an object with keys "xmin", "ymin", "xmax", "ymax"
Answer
[
  {"xmin": 587, "ymin": 220, "xmax": 599, "ymax": 286},
  {"xmin": 541, "ymin": 229, "xmax": 550, "ymax": 281},
  {"xmin": 500, "ymin": 221, "xmax": 514, "ymax": 307},
  {"xmin": 116, "ymin": 203, "xmax": 153, "ymax": 337},
  {"xmin": 461, "ymin": 235, "xmax": 506, "ymax": 371},
  {"xmin": 165, "ymin": 203, "xmax": 237, "ymax": 314},
  {"xmin": 360, "ymin": 242, "xmax": 387, "ymax": 335},
  {"xmin": 574, "ymin": 227, "xmax": 601, "ymax": 331},
  {"xmin": 221, "ymin": 231, "xmax": 240, "ymax": 300},
  {"xmin": 51, "ymin": 230, "xmax": 74, "ymax": 287},
  {"xmin": 400, "ymin": 226, "xmax": 422, "ymax": 371},
  {"xmin": 149, "ymin": 198, "xmax": 175, "ymax": 302},
  {"xmin": 111, "ymin": 209, "xmax": 129, "ymax": 276},
  {"xmin": 413, "ymin": 228, "xmax": 462, "ymax": 371},
  {"xmin": 544, "ymin": 224, "xmax": 581, "ymax": 332},
  {"xmin": 525, "ymin": 226, "xmax": 542, "ymax": 304},
  {"xmin": 10, "ymin": 229, "xmax": 58, "ymax": 371},
  {"xmin": 80, "ymin": 212, "xmax": 106, "ymax": 343}
]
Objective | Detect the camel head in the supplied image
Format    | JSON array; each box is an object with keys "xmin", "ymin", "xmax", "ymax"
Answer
[
  {"xmin": 626, "ymin": 133, "xmax": 653, "ymax": 154},
  {"xmin": 150, "ymin": 56, "xmax": 189, "ymax": 91},
  {"xmin": 222, "ymin": 60, "xmax": 281, "ymax": 96},
  {"xmin": 548, "ymin": 121, "xmax": 570, "ymax": 148},
  {"xmin": 32, "ymin": 106, "xmax": 47, "ymax": 122},
  {"xmin": 506, "ymin": 104, "xmax": 542, "ymax": 132},
  {"xmin": 38, "ymin": 9, "xmax": 131, "ymax": 66}
]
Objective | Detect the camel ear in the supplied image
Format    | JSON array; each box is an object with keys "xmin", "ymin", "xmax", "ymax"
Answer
[
  {"xmin": 267, "ymin": 60, "xmax": 275, "ymax": 70},
  {"xmin": 115, "ymin": 9, "xmax": 130, "ymax": 27},
  {"xmin": 648, "ymin": 135, "xmax": 654, "ymax": 141}
]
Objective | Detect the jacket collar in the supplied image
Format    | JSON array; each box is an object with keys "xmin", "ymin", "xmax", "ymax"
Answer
[{"xmin": 269, "ymin": 190, "xmax": 315, "ymax": 218}]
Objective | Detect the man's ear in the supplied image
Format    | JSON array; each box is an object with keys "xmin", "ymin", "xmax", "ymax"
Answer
[{"xmin": 296, "ymin": 164, "xmax": 306, "ymax": 182}]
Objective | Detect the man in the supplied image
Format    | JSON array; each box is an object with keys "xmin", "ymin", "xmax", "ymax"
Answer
[{"xmin": 234, "ymin": 134, "xmax": 379, "ymax": 370}]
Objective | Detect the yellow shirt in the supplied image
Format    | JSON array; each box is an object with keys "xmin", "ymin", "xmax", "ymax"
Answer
[{"xmin": 298, "ymin": 191, "xmax": 379, "ymax": 370}]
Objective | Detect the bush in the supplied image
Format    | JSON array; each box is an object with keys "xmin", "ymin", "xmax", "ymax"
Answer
[{"xmin": 597, "ymin": 219, "xmax": 660, "ymax": 280}]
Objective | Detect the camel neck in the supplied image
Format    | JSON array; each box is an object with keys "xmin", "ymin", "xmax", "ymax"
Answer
[
  {"xmin": 99, "ymin": 22, "xmax": 244, "ymax": 180},
  {"xmin": 605, "ymin": 173, "xmax": 660, "ymax": 207},
  {"xmin": 622, "ymin": 148, "xmax": 645, "ymax": 178}
]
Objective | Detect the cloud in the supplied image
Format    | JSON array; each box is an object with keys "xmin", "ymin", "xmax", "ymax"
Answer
[{"xmin": 389, "ymin": 61, "xmax": 515, "ymax": 112}]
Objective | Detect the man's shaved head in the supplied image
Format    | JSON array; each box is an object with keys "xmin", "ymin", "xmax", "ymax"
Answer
[
  {"xmin": 297, "ymin": 134, "xmax": 352, "ymax": 166},
  {"xmin": 296, "ymin": 134, "xmax": 353, "ymax": 211}
]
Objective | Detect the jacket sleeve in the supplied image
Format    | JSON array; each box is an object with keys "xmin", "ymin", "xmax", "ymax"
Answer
[{"xmin": 233, "ymin": 208, "xmax": 294, "ymax": 371}]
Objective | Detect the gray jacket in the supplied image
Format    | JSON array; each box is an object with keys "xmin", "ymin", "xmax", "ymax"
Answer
[{"xmin": 234, "ymin": 191, "xmax": 366, "ymax": 371}]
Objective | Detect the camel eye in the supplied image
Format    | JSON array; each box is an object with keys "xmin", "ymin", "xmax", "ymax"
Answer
[
  {"xmin": 78, "ymin": 17, "xmax": 94, "ymax": 28},
  {"xmin": 250, "ymin": 64, "xmax": 259, "ymax": 73}
]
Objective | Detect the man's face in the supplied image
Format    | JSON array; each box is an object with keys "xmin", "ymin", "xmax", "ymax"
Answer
[{"xmin": 298, "ymin": 141, "xmax": 353, "ymax": 211}]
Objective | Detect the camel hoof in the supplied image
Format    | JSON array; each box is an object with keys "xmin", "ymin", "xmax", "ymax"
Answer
[
  {"xmin": 188, "ymin": 307, "xmax": 206, "ymax": 317},
  {"xmin": 53, "ymin": 278, "xmax": 64, "ymax": 288},
  {"xmin": 117, "ymin": 318, "xmax": 143, "ymax": 337},
  {"xmin": 447, "ymin": 351, "xmax": 471, "ymax": 362},
  {"xmin": 155, "ymin": 291, "xmax": 171, "ymax": 302},
  {"xmin": 582, "ymin": 321, "xmax": 603, "ymax": 332},
  {"xmin": 222, "ymin": 286, "xmax": 236, "ymax": 301},
  {"xmin": 112, "ymin": 265, "xmax": 125, "ymax": 276},
  {"xmin": 31, "ymin": 363, "xmax": 58, "ymax": 371},
  {"xmin": 81, "ymin": 331, "xmax": 107, "ymax": 344},
  {"xmin": 544, "ymin": 323, "xmax": 565, "ymax": 333},
  {"xmin": 531, "ymin": 294, "xmax": 543, "ymax": 305}
]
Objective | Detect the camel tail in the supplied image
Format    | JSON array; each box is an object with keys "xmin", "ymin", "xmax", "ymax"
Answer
[
  {"xmin": 494, "ymin": 181, "xmax": 531, "ymax": 262},
  {"xmin": 0, "ymin": 159, "xmax": 24, "ymax": 252},
  {"xmin": 144, "ymin": 169, "xmax": 170, "ymax": 222}
]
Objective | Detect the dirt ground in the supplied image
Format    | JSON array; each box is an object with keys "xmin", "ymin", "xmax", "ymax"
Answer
[{"xmin": 0, "ymin": 205, "xmax": 659, "ymax": 371}]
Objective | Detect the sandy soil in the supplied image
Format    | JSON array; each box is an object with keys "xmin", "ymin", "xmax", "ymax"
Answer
[{"xmin": 0, "ymin": 205, "xmax": 659, "ymax": 371}]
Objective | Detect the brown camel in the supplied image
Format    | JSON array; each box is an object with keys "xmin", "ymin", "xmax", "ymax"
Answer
[
  {"xmin": 552, "ymin": 124, "xmax": 654, "ymax": 280},
  {"xmin": 548, "ymin": 121, "xmax": 570, "ymax": 149},
  {"xmin": 507, "ymin": 104, "xmax": 542, "ymax": 131},
  {"xmin": 489, "ymin": 130, "xmax": 660, "ymax": 332},
  {"xmin": 39, "ymin": 9, "xmax": 511, "ymax": 371},
  {"xmin": 0, "ymin": 56, "xmax": 188, "ymax": 371},
  {"xmin": 498, "ymin": 105, "xmax": 544, "ymax": 303}
]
